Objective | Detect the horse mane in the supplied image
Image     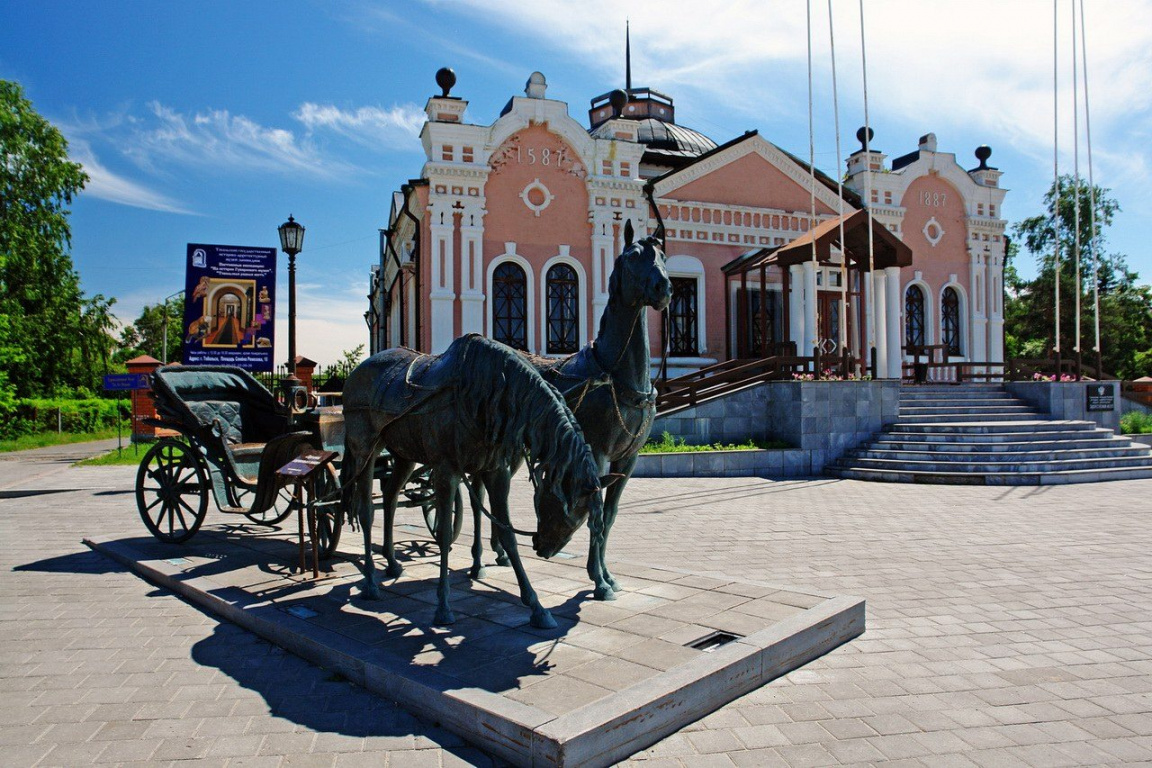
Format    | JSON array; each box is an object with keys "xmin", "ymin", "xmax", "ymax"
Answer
[{"xmin": 456, "ymin": 336, "xmax": 598, "ymax": 498}]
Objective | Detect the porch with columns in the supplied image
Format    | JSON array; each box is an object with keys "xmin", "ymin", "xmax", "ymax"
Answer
[{"xmin": 721, "ymin": 210, "xmax": 912, "ymax": 379}]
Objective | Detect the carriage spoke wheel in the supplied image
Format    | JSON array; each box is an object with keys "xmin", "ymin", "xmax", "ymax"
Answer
[
  {"xmin": 239, "ymin": 485, "xmax": 296, "ymax": 526},
  {"xmin": 307, "ymin": 465, "xmax": 343, "ymax": 560},
  {"xmin": 136, "ymin": 440, "xmax": 209, "ymax": 544}
]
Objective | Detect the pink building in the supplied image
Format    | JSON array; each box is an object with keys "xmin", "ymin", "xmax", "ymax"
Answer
[{"xmin": 368, "ymin": 69, "xmax": 1007, "ymax": 379}]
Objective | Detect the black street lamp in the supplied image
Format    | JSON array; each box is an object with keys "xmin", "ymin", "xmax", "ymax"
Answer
[{"xmin": 278, "ymin": 214, "xmax": 305, "ymax": 376}]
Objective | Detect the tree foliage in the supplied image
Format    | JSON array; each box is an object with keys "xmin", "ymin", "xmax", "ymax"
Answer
[
  {"xmin": 116, "ymin": 300, "xmax": 185, "ymax": 364},
  {"xmin": 1008, "ymin": 175, "xmax": 1152, "ymax": 379},
  {"xmin": 0, "ymin": 79, "xmax": 118, "ymax": 396}
]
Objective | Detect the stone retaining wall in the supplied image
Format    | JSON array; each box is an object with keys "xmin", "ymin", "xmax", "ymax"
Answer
[
  {"xmin": 1005, "ymin": 381, "xmax": 1122, "ymax": 431},
  {"xmin": 640, "ymin": 380, "xmax": 900, "ymax": 478}
]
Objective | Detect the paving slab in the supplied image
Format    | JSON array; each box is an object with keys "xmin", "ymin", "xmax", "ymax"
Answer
[{"xmin": 85, "ymin": 517, "xmax": 862, "ymax": 767}]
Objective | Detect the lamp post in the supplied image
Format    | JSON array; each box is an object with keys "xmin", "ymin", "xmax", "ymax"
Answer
[
  {"xmin": 278, "ymin": 214, "xmax": 305, "ymax": 376},
  {"xmin": 161, "ymin": 290, "xmax": 185, "ymax": 364}
]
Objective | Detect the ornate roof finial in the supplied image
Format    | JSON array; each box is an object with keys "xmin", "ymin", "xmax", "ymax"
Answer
[{"xmin": 625, "ymin": 19, "xmax": 632, "ymax": 92}]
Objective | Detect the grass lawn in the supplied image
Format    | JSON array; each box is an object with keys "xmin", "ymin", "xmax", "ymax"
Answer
[
  {"xmin": 641, "ymin": 431, "xmax": 790, "ymax": 454},
  {"xmin": 0, "ymin": 427, "xmax": 125, "ymax": 453},
  {"xmin": 76, "ymin": 446, "xmax": 145, "ymax": 466}
]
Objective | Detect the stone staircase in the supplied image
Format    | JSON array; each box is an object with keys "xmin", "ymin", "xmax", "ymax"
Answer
[{"xmin": 828, "ymin": 383, "xmax": 1152, "ymax": 484}]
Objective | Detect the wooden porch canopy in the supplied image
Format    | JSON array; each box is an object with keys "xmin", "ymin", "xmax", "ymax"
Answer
[{"xmin": 721, "ymin": 209, "xmax": 912, "ymax": 276}]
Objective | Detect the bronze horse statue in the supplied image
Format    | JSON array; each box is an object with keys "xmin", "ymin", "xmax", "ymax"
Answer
[
  {"xmin": 341, "ymin": 334, "xmax": 604, "ymax": 628},
  {"xmin": 472, "ymin": 221, "xmax": 672, "ymax": 601}
]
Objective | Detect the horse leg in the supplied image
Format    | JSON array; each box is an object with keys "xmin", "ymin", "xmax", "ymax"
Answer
[
  {"xmin": 484, "ymin": 469, "xmax": 556, "ymax": 629},
  {"xmin": 343, "ymin": 420, "xmax": 383, "ymax": 599},
  {"xmin": 380, "ymin": 458, "xmax": 416, "ymax": 579},
  {"xmin": 601, "ymin": 455, "xmax": 636, "ymax": 593},
  {"xmin": 467, "ymin": 474, "xmax": 487, "ymax": 580},
  {"xmin": 491, "ymin": 519, "xmax": 510, "ymax": 568},
  {"xmin": 432, "ymin": 469, "xmax": 459, "ymax": 625},
  {"xmin": 584, "ymin": 456, "xmax": 614, "ymax": 601}
]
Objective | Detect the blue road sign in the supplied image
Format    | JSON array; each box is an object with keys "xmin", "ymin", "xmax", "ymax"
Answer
[{"xmin": 102, "ymin": 373, "xmax": 150, "ymax": 391}]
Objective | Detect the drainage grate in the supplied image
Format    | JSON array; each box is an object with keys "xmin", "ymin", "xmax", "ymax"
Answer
[{"xmin": 687, "ymin": 631, "xmax": 741, "ymax": 652}]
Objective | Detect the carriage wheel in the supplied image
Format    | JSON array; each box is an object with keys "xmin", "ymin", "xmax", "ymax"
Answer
[
  {"xmin": 239, "ymin": 485, "xmax": 296, "ymax": 526},
  {"xmin": 136, "ymin": 440, "xmax": 210, "ymax": 544},
  {"xmin": 307, "ymin": 465, "xmax": 343, "ymax": 560}
]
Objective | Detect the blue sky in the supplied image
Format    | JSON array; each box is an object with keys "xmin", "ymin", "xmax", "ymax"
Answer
[{"xmin": 3, "ymin": 0, "xmax": 1150, "ymax": 366}]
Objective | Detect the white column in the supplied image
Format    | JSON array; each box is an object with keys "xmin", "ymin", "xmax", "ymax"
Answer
[
  {"xmin": 873, "ymin": 270, "xmax": 889, "ymax": 378},
  {"xmin": 968, "ymin": 247, "xmax": 988, "ymax": 368},
  {"xmin": 885, "ymin": 266, "xmax": 902, "ymax": 379},
  {"xmin": 802, "ymin": 261, "xmax": 818, "ymax": 357},
  {"xmin": 590, "ymin": 214, "xmax": 613, "ymax": 330},
  {"xmin": 428, "ymin": 204, "xmax": 455, "ymax": 354},
  {"xmin": 788, "ymin": 263, "xmax": 805, "ymax": 350},
  {"xmin": 459, "ymin": 203, "xmax": 486, "ymax": 337},
  {"xmin": 987, "ymin": 245, "xmax": 1005, "ymax": 365}
]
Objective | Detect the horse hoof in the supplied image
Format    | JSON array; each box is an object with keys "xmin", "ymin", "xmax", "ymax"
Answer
[
  {"xmin": 606, "ymin": 575, "xmax": 622, "ymax": 591},
  {"xmin": 384, "ymin": 562, "xmax": 404, "ymax": 579},
  {"xmin": 434, "ymin": 608, "xmax": 456, "ymax": 626},
  {"xmin": 469, "ymin": 566, "xmax": 488, "ymax": 580},
  {"xmin": 495, "ymin": 555, "xmax": 511, "ymax": 567},
  {"xmin": 531, "ymin": 608, "xmax": 557, "ymax": 629},
  {"xmin": 360, "ymin": 582, "xmax": 383, "ymax": 600},
  {"xmin": 593, "ymin": 585, "xmax": 617, "ymax": 601}
]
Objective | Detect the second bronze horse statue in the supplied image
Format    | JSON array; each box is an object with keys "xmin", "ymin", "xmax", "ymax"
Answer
[
  {"xmin": 341, "ymin": 334, "xmax": 604, "ymax": 628},
  {"xmin": 472, "ymin": 221, "xmax": 672, "ymax": 600}
]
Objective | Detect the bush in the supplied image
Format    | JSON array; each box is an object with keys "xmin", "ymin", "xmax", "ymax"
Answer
[
  {"xmin": 0, "ymin": 397, "xmax": 129, "ymax": 440},
  {"xmin": 1120, "ymin": 411, "xmax": 1152, "ymax": 435}
]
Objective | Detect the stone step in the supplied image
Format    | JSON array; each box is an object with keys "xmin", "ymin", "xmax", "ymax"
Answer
[
  {"xmin": 849, "ymin": 445, "xmax": 1150, "ymax": 463},
  {"xmin": 896, "ymin": 412, "xmax": 1042, "ymax": 424},
  {"xmin": 899, "ymin": 405, "xmax": 1037, "ymax": 415},
  {"xmin": 838, "ymin": 455, "xmax": 1152, "ymax": 474},
  {"xmin": 898, "ymin": 397, "xmax": 1022, "ymax": 407},
  {"xmin": 890, "ymin": 420, "xmax": 1099, "ymax": 435},
  {"xmin": 899, "ymin": 391, "xmax": 1018, "ymax": 401},
  {"xmin": 827, "ymin": 465, "xmax": 1152, "ymax": 485},
  {"xmin": 872, "ymin": 436, "xmax": 1134, "ymax": 451}
]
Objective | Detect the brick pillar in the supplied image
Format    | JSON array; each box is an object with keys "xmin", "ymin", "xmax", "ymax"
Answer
[
  {"xmin": 294, "ymin": 356, "xmax": 318, "ymax": 394},
  {"xmin": 126, "ymin": 355, "xmax": 163, "ymax": 443}
]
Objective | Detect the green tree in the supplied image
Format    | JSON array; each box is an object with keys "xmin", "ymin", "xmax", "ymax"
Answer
[
  {"xmin": 116, "ymin": 300, "xmax": 184, "ymax": 364},
  {"xmin": 0, "ymin": 79, "xmax": 91, "ymax": 396},
  {"xmin": 1008, "ymin": 175, "xmax": 1152, "ymax": 379}
]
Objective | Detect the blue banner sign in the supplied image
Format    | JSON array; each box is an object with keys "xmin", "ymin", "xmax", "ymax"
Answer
[
  {"xmin": 182, "ymin": 243, "xmax": 277, "ymax": 371},
  {"xmin": 103, "ymin": 373, "xmax": 150, "ymax": 391}
]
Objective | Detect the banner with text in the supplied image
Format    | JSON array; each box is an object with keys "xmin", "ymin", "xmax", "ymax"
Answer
[{"xmin": 182, "ymin": 243, "xmax": 277, "ymax": 371}]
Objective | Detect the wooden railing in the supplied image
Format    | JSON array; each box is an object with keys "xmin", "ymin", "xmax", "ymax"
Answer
[{"xmin": 656, "ymin": 355, "xmax": 814, "ymax": 413}]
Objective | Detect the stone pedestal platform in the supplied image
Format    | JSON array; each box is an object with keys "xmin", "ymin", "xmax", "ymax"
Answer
[{"xmin": 87, "ymin": 520, "xmax": 863, "ymax": 767}]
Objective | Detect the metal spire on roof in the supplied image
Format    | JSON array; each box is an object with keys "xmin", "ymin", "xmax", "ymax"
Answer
[{"xmin": 626, "ymin": 19, "xmax": 632, "ymax": 92}]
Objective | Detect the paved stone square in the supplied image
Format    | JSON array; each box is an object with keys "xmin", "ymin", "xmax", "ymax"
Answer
[{"xmin": 3, "ymin": 444, "xmax": 1152, "ymax": 766}]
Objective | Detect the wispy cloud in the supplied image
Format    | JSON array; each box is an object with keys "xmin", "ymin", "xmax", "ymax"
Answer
[
  {"xmin": 123, "ymin": 102, "xmax": 352, "ymax": 179},
  {"xmin": 67, "ymin": 138, "xmax": 196, "ymax": 215},
  {"xmin": 294, "ymin": 102, "xmax": 425, "ymax": 149}
]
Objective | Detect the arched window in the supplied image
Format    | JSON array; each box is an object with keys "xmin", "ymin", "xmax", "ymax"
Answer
[
  {"xmin": 492, "ymin": 262, "xmax": 528, "ymax": 350},
  {"xmin": 941, "ymin": 287, "xmax": 962, "ymax": 357},
  {"xmin": 905, "ymin": 284, "xmax": 925, "ymax": 348},
  {"xmin": 545, "ymin": 264, "xmax": 579, "ymax": 354},
  {"xmin": 669, "ymin": 277, "xmax": 699, "ymax": 356}
]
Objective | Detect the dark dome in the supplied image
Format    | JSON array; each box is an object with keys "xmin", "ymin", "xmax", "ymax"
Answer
[{"xmin": 591, "ymin": 118, "xmax": 716, "ymax": 161}]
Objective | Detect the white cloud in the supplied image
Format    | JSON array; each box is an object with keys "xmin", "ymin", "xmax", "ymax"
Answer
[
  {"xmin": 67, "ymin": 138, "xmax": 196, "ymax": 215},
  {"xmin": 123, "ymin": 102, "xmax": 353, "ymax": 179},
  {"xmin": 293, "ymin": 102, "xmax": 425, "ymax": 149},
  {"xmin": 443, "ymin": 0, "xmax": 1152, "ymax": 165}
]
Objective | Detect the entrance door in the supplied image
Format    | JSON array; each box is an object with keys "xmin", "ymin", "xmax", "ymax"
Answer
[{"xmin": 817, "ymin": 291, "xmax": 844, "ymax": 355}]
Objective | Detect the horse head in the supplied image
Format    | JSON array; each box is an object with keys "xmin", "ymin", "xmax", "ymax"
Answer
[
  {"xmin": 530, "ymin": 459, "xmax": 604, "ymax": 559},
  {"xmin": 613, "ymin": 219, "xmax": 672, "ymax": 312}
]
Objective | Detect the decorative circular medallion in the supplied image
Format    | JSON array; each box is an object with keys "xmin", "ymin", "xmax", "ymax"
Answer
[
  {"xmin": 923, "ymin": 216, "xmax": 944, "ymax": 247},
  {"xmin": 519, "ymin": 179, "xmax": 554, "ymax": 217}
]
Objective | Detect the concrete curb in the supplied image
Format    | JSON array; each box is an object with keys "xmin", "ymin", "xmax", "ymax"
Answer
[{"xmin": 85, "ymin": 535, "xmax": 864, "ymax": 768}]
